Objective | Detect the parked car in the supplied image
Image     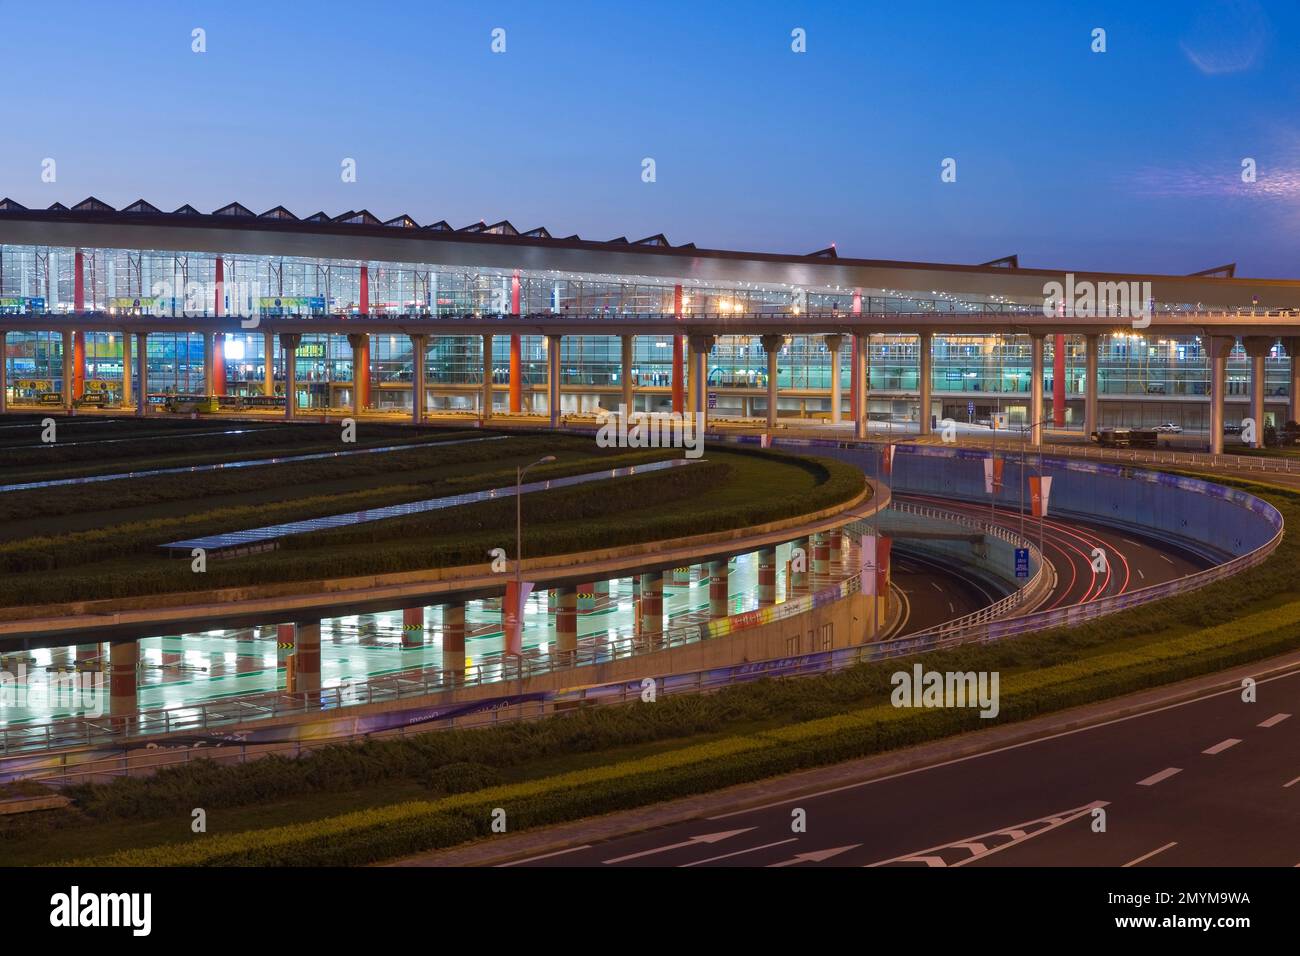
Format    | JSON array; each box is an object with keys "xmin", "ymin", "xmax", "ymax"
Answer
[{"xmin": 1153, "ymin": 422, "xmax": 1182, "ymax": 433}]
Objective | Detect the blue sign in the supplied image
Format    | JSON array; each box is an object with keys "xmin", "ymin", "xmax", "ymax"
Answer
[
  {"xmin": 708, "ymin": 392, "xmax": 717, "ymax": 409},
  {"xmin": 967, "ymin": 401, "xmax": 975, "ymax": 417},
  {"xmin": 1014, "ymin": 548, "xmax": 1030, "ymax": 578}
]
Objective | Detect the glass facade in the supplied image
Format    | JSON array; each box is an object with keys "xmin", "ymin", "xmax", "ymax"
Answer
[{"xmin": 0, "ymin": 241, "xmax": 1293, "ymax": 427}]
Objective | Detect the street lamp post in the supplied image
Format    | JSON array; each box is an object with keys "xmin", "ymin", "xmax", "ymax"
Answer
[{"xmin": 514, "ymin": 454, "xmax": 557, "ymax": 670}]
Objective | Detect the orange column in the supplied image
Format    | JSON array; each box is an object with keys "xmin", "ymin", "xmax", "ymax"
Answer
[
  {"xmin": 214, "ymin": 257, "xmax": 224, "ymax": 316},
  {"xmin": 359, "ymin": 265, "xmax": 369, "ymax": 315},
  {"xmin": 72, "ymin": 332, "xmax": 86, "ymax": 400},
  {"xmin": 212, "ymin": 336, "xmax": 226, "ymax": 396},
  {"xmin": 1053, "ymin": 333, "xmax": 1066, "ymax": 427},
  {"xmin": 510, "ymin": 275, "xmax": 522, "ymax": 413}
]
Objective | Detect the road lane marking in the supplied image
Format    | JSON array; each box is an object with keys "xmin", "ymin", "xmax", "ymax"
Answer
[
  {"xmin": 498, "ymin": 845, "xmax": 592, "ymax": 866},
  {"xmin": 1258, "ymin": 713, "xmax": 1291, "ymax": 728},
  {"xmin": 866, "ymin": 801, "xmax": 1107, "ymax": 868},
  {"xmin": 603, "ymin": 827, "xmax": 756, "ymax": 864},
  {"xmin": 1203, "ymin": 738, "xmax": 1241, "ymax": 755},
  {"xmin": 1123, "ymin": 841, "xmax": 1178, "ymax": 868},
  {"xmin": 1159, "ymin": 554, "xmax": 1174, "ymax": 564},
  {"xmin": 706, "ymin": 667, "xmax": 1300, "ymax": 820},
  {"xmin": 1284, "ymin": 775, "xmax": 1300, "ymax": 789},
  {"xmin": 680, "ymin": 838, "xmax": 796, "ymax": 867},
  {"xmin": 930, "ymin": 582, "xmax": 943, "ymax": 592},
  {"xmin": 1137, "ymin": 767, "xmax": 1182, "ymax": 786},
  {"xmin": 1136, "ymin": 568, "xmax": 1145, "ymax": 580},
  {"xmin": 768, "ymin": 844, "xmax": 861, "ymax": 867}
]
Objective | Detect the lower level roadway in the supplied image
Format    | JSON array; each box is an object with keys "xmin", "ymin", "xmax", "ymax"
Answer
[{"xmin": 491, "ymin": 662, "xmax": 1299, "ymax": 867}]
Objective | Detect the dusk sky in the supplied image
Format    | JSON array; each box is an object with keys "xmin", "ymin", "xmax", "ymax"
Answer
[{"xmin": 4, "ymin": 0, "xmax": 1300, "ymax": 276}]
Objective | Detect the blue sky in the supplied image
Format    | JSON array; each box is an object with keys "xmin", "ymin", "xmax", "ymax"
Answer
[{"xmin": 3, "ymin": 0, "xmax": 1300, "ymax": 276}]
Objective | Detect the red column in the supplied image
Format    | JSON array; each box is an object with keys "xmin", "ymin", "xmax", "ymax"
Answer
[
  {"xmin": 109, "ymin": 641, "xmax": 138, "ymax": 718},
  {"xmin": 757, "ymin": 548, "xmax": 777, "ymax": 605},
  {"xmin": 1053, "ymin": 333, "xmax": 1066, "ymax": 427},
  {"xmin": 708, "ymin": 561, "xmax": 730, "ymax": 618},
  {"xmin": 74, "ymin": 250, "xmax": 85, "ymax": 311},
  {"xmin": 402, "ymin": 606, "xmax": 424, "ymax": 648},
  {"xmin": 212, "ymin": 336, "xmax": 226, "ymax": 396},
  {"xmin": 359, "ymin": 265, "xmax": 369, "ymax": 315},
  {"xmin": 672, "ymin": 284, "xmax": 684, "ymax": 414},
  {"xmin": 554, "ymin": 586, "xmax": 577, "ymax": 659},
  {"xmin": 72, "ymin": 332, "xmax": 85, "ymax": 400},
  {"xmin": 511, "ymin": 274, "xmax": 521, "ymax": 315},
  {"xmin": 442, "ymin": 602, "xmax": 466, "ymax": 680},
  {"xmin": 214, "ymin": 257, "xmax": 224, "ymax": 317},
  {"xmin": 348, "ymin": 334, "xmax": 370, "ymax": 409}
]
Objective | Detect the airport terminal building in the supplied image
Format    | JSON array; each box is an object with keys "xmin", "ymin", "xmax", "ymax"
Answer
[{"xmin": 2, "ymin": 196, "xmax": 1300, "ymax": 448}]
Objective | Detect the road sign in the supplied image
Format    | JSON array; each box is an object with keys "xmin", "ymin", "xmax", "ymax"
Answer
[
  {"xmin": 1014, "ymin": 548, "xmax": 1030, "ymax": 578},
  {"xmin": 708, "ymin": 392, "xmax": 717, "ymax": 409},
  {"xmin": 967, "ymin": 401, "xmax": 975, "ymax": 417}
]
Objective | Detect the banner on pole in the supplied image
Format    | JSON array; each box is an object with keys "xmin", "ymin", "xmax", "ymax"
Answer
[{"xmin": 1029, "ymin": 474, "xmax": 1053, "ymax": 517}]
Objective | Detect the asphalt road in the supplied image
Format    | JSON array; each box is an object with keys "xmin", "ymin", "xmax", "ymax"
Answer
[{"xmin": 504, "ymin": 667, "xmax": 1299, "ymax": 868}]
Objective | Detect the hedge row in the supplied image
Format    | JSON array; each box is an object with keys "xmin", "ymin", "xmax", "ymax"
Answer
[
  {"xmin": 0, "ymin": 451, "xmax": 862, "ymax": 606},
  {"xmin": 0, "ymin": 429, "xmax": 502, "ymax": 521}
]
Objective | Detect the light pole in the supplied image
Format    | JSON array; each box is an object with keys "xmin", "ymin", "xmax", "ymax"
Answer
[
  {"xmin": 514, "ymin": 455, "xmax": 557, "ymax": 662},
  {"xmin": 1017, "ymin": 419, "xmax": 1052, "ymax": 558}
]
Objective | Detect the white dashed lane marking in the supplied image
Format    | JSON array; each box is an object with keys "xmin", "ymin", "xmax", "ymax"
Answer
[
  {"xmin": 1203, "ymin": 738, "xmax": 1241, "ymax": 755},
  {"xmin": 1137, "ymin": 767, "xmax": 1182, "ymax": 786}
]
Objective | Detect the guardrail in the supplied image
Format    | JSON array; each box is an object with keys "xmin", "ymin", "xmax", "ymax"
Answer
[
  {"xmin": 884, "ymin": 501, "xmax": 1054, "ymax": 628},
  {"xmin": 1035, "ymin": 441, "xmax": 1300, "ymax": 476}
]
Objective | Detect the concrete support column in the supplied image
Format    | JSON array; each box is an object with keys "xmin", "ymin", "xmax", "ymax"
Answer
[
  {"xmin": 1208, "ymin": 336, "xmax": 1234, "ymax": 455},
  {"xmin": 791, "ymin": 536, "xmax": 811, "ymax": 592},
  {"xmin": 359, "ymin": 265, "xmax": 370, "ymax": 315},
  {"xmin": 402, "ymin": 606, "xmax": 424, "ymax": 648},
  {"xmin": 1030, "ymin": 333, "xmax": 1045, "ymax": 446},
  {"xmin": 410, "ymin": 333, "xmax": 426, "ymax": 424},
  {"xmin": 1286, "ymin": 338, "xmax": 1300, "ymax": 425},
  {"xmin": 1244, "ymin": 336, "xmax": 1274, "ymax": 449},
  {"xmin": 824, "ymin": 334, "xmax": 843, "ymax": 424},
  {"xmin": 918, "ymin": 330, "xmax": 932, "ymax": 434},
  {"xmin": 72, "ymin": 332, "xmax": 85, "ymax": 401},
  {"xmin": 621, "ymin": 334, "xmax": 634, "ymax": 414},
  {"xmin": 135, "ymin": 332, "xmax": 148, "ymax": 416},
  {"xmin": 1053, "ymin": 333, "xmax": 1067, "ymax": 427},
  {"xmin": 708, "ymin": 560, "xmax": 730, "ymax": 619},
  {"xmin": 263, "ymin": 330, "xmax": 275, "ymax": 398},
  {"xmin": 442, "ymin": 602, "xmax": 466, "ymax": 679},
  {"xmin": 672, "ymin": 283, "xmax": 684, "ymax": 414},
  {"xmin": 1084, "ymin": 333, "xmax": 1099, "ymax": 436},
  {"xmin": 279, "ymin": 333, "xmax": 300, "ymax": 420},
  {"xmin": 202, "ymin": 330, "xmax": 216, "ymax": 396},
  {"xmin": 761, "ymin": 334, "xmax": 783, "ymax": 429},
  {"xmin": 292, "ymin": 620, "xmax": 321, "ymax": 695},
  {"xmin": 481, "ymin": 333, "xmax": 494, "ymax": 420},
  {"xmin": 109, "ymin": 640, "xmax": 139, "ymax": 717},
  {"xmin": 689, "ymin": 334, "xmax": 715, "ymax": 426},
  {"xmin": 554, "ymin": 586, "xmax": 577, "ymax": 662},
  {"xmin": 509, "ymin": 334, "xmax": 522, "ymax": 414},
  {"xmin": 639, "ymin": 572, "xmax": 664, "ymax": 641},
  {"xmin": 120, "ymin": 330, "xmax": 132, "ymax": 409},
  {"xmin": 347, "ymin": 333, "xmax": 370, "ymax": 416},
  {"xmin": 852, "ymin": 333, "xmax": 869, "ymax": 439},
  {"xmin": 757, "ymin": 548, "xmax": 777, "ymax": 605},
  {"xmin": 0, "ymin": 331, "xmax": 8, "ymax": 415},
  {"xmin": 547, "ymin": 334, "xmax": 562, "ymax": 428}
]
